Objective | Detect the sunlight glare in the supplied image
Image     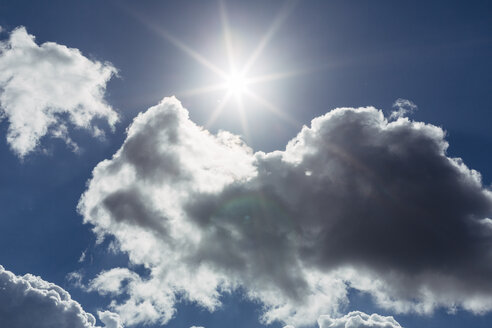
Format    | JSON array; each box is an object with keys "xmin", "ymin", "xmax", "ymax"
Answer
[
  {"xmin": 226, "ymin": 72, "xmax": 247, "ymax": 95},
  {"xmin": 142, "ymin": 0, "xmax": 301, "ymax": 133}
]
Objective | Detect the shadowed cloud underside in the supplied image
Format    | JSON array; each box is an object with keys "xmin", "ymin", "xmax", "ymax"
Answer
[{"xmin": 78, "ymin": 97, "xmax": 492, "ymax": 327}]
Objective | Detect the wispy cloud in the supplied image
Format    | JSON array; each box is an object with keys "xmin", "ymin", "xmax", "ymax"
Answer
[{"xmin": 390, "ymin": 98, "xmax": 417, "ymax": 120}]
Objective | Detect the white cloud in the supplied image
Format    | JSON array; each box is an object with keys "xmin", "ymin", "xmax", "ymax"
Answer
[
  {"xmin": 98, "ymin": 311, "xmax": 124, "ymax": 328},
  {"xmin": 88, "ymin": 268, "xmax": 141, "ymax": 296},
  {"xmin": 0, "ymin": 265, "xmax": 122, "ymax": 328},
  {"xmin": 0, "ymin": 26, "xmax": 118, "ymax": 158},
  {"xmin": 67, "ymin": 271, "xmax": 85, "ymax": 289},
  {"xmin": 79, "ymin": 249, "xmax": 87, "ymax": 263},
  {"xmin": 287, "ymin": 311, "xmax": 403, "ymax": 328},
  {"xmin": 318, "ymin": 311, "xmax": 402, "ymax": 328},
  {"xmin": 88, "ymin": 268, "xmax": 176, "ymax": 326},
  {"xmin": 79, "ymin": 97, "xmax": 492, "ymax": 327},
  {"xmin": 389, "ymin": 98, "xmax": 417, "ymax": 120}
]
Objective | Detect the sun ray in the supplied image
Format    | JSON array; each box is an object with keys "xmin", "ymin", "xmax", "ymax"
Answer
[
  {"xmin": 219, "ymin": 0, "xmax": 236, "ymax": 72},
  {"xmin": 121, "ymin": 0, "xmax": 299, "ymax": 138},
  {"xmin": 124, "ymin": 6, "xmax": 228, "ymax": 79},
  {"xmin": 206, "ymin": 92, "xmax": 233, "ymax": 128},
  {"xmin": 245, "ymin": 68, "xmax": 312, "ymax": 85},
  {"xmin": 176, "ymin": 83, "xmax": 228, "ymax": 98},
  {"xmin": 244, "ymin": 89, "xmax": 300, "ymax": 128},
  {"xmin": 241, "ymin": 0, "xmax": 298, "ymax": 76},
  {"xmin": 234, "ymin": 94, "xmax": 250, "ymax": 141},
  {"xmin": 153, "ymin": 27, "xmax": 228, "ymax": 80}
]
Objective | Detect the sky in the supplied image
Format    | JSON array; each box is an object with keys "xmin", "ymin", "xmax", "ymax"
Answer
[{"xmin": 0, "ymin": 1, "xmax": 491, "ymax": 328}]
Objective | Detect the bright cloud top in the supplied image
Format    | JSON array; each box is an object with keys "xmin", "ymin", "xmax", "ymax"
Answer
[
  {"xmin": 0, "ymin": 265, "xmax": 121, "ymax": 328},
  {"xmin": 0, "ymin": 27, "xmax": 118, "ymax": 157},
  {"xmin": 78, "ymin": 97, "xmax": 492, "ymax": 327},
  {"xmin": 317, "ymin": 311, "xmax": 402, "ymax": 328}
]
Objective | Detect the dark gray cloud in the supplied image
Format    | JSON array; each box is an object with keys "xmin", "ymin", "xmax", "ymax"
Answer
[
  {"xmin": 0, "ymin": 265, "xmax": 120, "ymax": 328},
  {"xmin": 184, "ymin": 106, "xmax": 492, "ymax": 315},
  {"xmin": 256, "ymin": 108, "xmax": 492, "ymax": 281},
  {"xmin": 79, "ymin": 97, "xmax": 492, "ymax": 326}
]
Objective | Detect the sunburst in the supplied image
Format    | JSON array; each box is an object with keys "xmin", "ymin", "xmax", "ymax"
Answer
[
  {"xmin": 128, "ymin": 0, "xmax": 301, "ymax": 137},
  {"xmin": 225, "ymin": 71, "xmax": 247, "ymax": 96}
]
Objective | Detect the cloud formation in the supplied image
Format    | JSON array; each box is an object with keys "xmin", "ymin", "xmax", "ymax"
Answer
[
  {"xmin": 98, "ymin": 311, "xmax": 124, "ymax": 328},
  {"xmin": 79, "ymin": 97, "xmax": 492, "ymax": 326},
  {"xmin": 0, "ymin": 265, "xmax": 121, "ymax": 328},
  {"xmin": 0, "ymin": 27, "xmax": 118, "ymax": 157},
  {"xmin": 389, "ymin": 98, "xmax": 417, "ymax": 120},
  {"xmin": 317, "ymin": 312, "xmax": 402, "ymax": 328}
]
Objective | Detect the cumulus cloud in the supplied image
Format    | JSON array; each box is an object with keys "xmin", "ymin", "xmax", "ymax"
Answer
[
  {"xmin": 318, "ymin": 311, "xmax": 402, "ymax": 328},
  {"xmin": 0, "ymin": 26, "xmax": 118, "ymax": 157},
  {"xmin": 0, "ymin": 265, "xmax": 121, "ymax": 328},
  {"xmin": 78, "ymin": 97, "xmax": 492, "ymax": 327}
]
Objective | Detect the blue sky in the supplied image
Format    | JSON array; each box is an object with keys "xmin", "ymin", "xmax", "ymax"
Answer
[{"xmin": 0, "ymin": 1, "xmax": 491, "ymax": 328}]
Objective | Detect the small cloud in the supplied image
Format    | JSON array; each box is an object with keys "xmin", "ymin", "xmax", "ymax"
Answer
[
  {"xmin": 98, "ymin": 311, "xmax": 124, "ymax": 328},
  {"xmin": 79, "ymin": 249, "xmax": 87, "ymax": 263},
  {"xmin": 67, "ymin": 271, "xmax": 85, "ymax": 288},
  {"xmin": 88, "ymin": 268, "xmax": 140, "ymax": 296},
  {"xmin": 318, "ymin": 311, "xmax": 402, "ymax": 328},
  {"xmin": 390, "ymin": 98, "xmax": 417, "ymax": 119}
]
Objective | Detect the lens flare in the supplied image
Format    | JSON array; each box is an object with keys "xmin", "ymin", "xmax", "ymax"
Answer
[{"xmin": 135, "ymin": 0, "xmax": 301, "ymax": 133}]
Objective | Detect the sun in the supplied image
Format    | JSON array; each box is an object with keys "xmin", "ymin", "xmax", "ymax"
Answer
[
  {"xmin": 148, "ymin": 0, "xmax": 300, "ymax": 136},
  {"xmin": 225, "ymin": 72, "xmax": 247, "ymax": 95}
]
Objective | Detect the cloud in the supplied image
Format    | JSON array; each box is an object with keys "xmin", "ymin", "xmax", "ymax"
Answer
[
  {"xmin": 0, "ymin": 26, "xmax": 118, "ymax": 158},
  {"xmin": 98, "ymin": 311, "xmax": 124, "ymax": 328},
  {"xmin": 78, "ymin": 97, "xmax": 492, "ymax": 327},
  {"xmin": 389, "ymin": 98, "xmax": 417, "ymax": 120},
  {"xmin": 0, "ymin": 265, "xmax": 122, "ymax": 328},
  {"xmin": 318, "ymin": 311, "xmax": 402, "ymax": 328},
  {"xmin": 88, "ymin": 268, "xmax": 141, "ymax": 296},
  {"xmin": 79, "ymin": 249, "xmax": 87, "ymax": 263}
]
